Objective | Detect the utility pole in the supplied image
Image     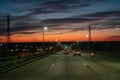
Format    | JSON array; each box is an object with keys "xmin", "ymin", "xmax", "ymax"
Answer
[
  {"xmin": 88, "ymin": 25, "xmax": 95, "ymax": 56},
  {"xmin": 88, "ymin": 25, "xmax": 91, "ymax": 42},
  {"xmin": 88, "ymin": 25, "xmax": 91, "ymax": 52},
  {"xmin": 7, "ymin": 15, "xmax": 11, "ymax": 43},
  {"xmin": 43, "ymin": 29, "xmax": 44, "ymax": 51},
  {"xmin": 42, "ymin": 27, "xmax": 47, "ymax": 51}
]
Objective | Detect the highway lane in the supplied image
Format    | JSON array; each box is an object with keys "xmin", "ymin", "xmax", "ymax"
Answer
[{"xmin": 0, "ymin": 51, "xmax": 120, "ymax": 80}]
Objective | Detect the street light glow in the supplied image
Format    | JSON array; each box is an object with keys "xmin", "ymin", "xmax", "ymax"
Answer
[
  {"xmin": 55, "ymin": 39, "xmax": 58, "ymax": 42},
  {"xmin": 44, "ymin": 27, "xmax": 47, "ymax": 31},
  {"xmin": 86, "ymin": 34, "xmax": 89, "ymax": 38},
  {"xmin": 43, "ymin": 26, "xmax": 48, "ymax": 51}
]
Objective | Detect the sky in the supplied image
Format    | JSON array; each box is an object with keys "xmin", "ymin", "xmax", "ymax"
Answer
[{"xmin": 0, "ymin": 0, "xmax": 120, "ymax": 42}]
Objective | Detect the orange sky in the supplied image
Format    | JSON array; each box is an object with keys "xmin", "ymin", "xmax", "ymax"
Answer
[{"xmin": 0, "ymin": 28, "xmax": 120, "ymax": 42}]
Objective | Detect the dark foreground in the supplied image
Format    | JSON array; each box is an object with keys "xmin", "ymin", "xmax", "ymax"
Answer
[{"xmin": 0, "ymin": 51, "xmax": 120, "ymax": 80}]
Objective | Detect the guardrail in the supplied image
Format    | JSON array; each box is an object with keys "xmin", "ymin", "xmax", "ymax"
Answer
[
  {"xmin": 0, "ymin": 51, "xmax": 47, "ymax": 74},
  {"xmin": 0, "ymin": 49, "xmax": 62, "ymax": 74}
]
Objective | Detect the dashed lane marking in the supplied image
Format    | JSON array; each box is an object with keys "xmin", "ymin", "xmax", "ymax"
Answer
[{"xmin": 50, "ymin": 64, "xmax": 55, "ymax": 68}]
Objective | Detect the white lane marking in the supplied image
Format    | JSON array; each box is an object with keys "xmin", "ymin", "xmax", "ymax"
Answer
[
  {"xmin": 102, "ymin": 79, "xmax": 108, "ymax": 80},
  {"xmin": 83, "ymin": 62, "xmax": 87, "ymax": 66},
  {"xmin": 50, "ymin": 64, "xmax": 55, "ymax": 68}
]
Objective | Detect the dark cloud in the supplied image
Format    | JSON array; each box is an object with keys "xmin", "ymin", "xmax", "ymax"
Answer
[
  {"xmin": 0, "ymin": 17, "xmax": 99, "ymax": 36},
  {"xmin": 41, "ymin": 17, "xmax": 100, "ymax": 32},
  {"xmin": 0, "ymin": 8, "xmax": 120, "ymax": 37},
  {"xmin": 1, "ymin": 14, "xmax": 120, "ymax": 36},
  {"xmin": 102, "ymin": 21, "xmax": 120, "ymax": 27},
  {"xmin": 0, "ymin": 0, "xmax": 42, "ymax": 3},
  {"xmin": 50, "ymin": 27, "xmax": 87, "ymax": 32},
  {"xmin": 43, "ymin": 0, "xmax": 104, "ymax": 6},
  {"xmin": 11, "ymin": 25, "xmax": 41, "ymax": 33},
  {"xmin": 43, "ymin": 30, "xmax": 72, "ymax": 35},
  {"xmin": 0, "ymin": 0, "xmax": 107, "ymax": 17},
  {"xmin": 92, "ymin": 26, "xmax": 120, "ymax": 30},
  {"xmin": 0, "ymin": 22, "xmax": 42, "ymax": 36},
  {"xmin": 83, "ymin": 11, "xmax": 120, "ymax": 17},
  {"xmin": 22, "ymin": 0, "xmax": 105, "ymax": 16},
  {"xmin": 79, "ymin": 11, "xmax": 120, "ymax": 30},
  {"xmin": 43, "ymin": 27, "xmax": 87, "ymax": 35},
  {"xmin": 18, "ymin": 31, "xmax": 38, "ymax": 34},
  {"xmin": 91, "ymin": 18, "xmax": 120, "ymax": 30},
  {"xmin": 0, "ymin": 0, "xmax": 106, "ymax": 23},
  {"xmin": 0, "ymin": 14, "xmax": 42, "ymax": 36},
  {"xmin": 42, "ymin": 17, "xmax": 99, "ymax": 24}
]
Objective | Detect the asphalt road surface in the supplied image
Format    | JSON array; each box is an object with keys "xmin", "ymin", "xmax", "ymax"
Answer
[{"xmin": 0, "ymin": 51, "xmax": 120, "ymax": 80}]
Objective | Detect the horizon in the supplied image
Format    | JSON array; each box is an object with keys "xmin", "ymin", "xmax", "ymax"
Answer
[{"xmin": 0, "ymin": 40, "xmax": 120, "ymax": 43}]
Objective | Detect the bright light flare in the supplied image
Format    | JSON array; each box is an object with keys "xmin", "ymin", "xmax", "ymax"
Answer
[
  {"xmin": 44, "ymin": 27, "xmax": 47, "ymax": 30},
  {"xmin": 86, "ymin": 34, "xmax": 89, "ymax": 38},
  {"xmin": 55, "ymin": 39, "xmax": 58, "ymax": 42}
]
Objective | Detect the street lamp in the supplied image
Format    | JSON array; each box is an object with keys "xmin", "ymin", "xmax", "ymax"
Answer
[
  {"xmin": 44, "ymin": 27, "xmax": 47, "ymax": 31},
  {"xmin": 43, "ymin": 27, "xmax": 47, "ymax": 51},
  {"xmin": 87, "ymin": 25, "xmax": 91, "ymax": 52},
  {"xmin": 86, "ymin": 34, "xmax": 89, "ymax": 38},
  {"xmin": 85, "ymin": 26, "xmax": 91, "ymax": 52},
  {"xmin": 87, "ymin": 25, "xmax": 94, "ymax": 56}
]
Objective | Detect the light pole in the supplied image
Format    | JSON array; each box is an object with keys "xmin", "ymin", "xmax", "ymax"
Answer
[
  {"xmin": 86, "ymin": 25, "xmax": 91, "ymax": 52},
  {"xmin": 88, "ymin": 25, "xmax": 91, "ymax": 52},
  {"xmin": 88, "ymin": 25, "xmax": 91, "ymax": 42},
  {"xmin": 43, "ymin": 27, "xmax": 47, "ymax": 51},
  {"xmin": 86, "ymin": 25, "xmax": 94, "ymax": 56}
]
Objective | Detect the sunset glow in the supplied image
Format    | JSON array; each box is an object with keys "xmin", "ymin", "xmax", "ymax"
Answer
[
  {"xmin": 0, "ymin": 0, "xmax": 120, "ymax": 42},
  {"xmin": 0, "ymin": 28, "xmax": 120, "ymax": 42}
]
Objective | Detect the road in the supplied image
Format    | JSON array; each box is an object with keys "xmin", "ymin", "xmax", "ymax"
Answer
[{"xmin": 0, "ymin": 51, "xmax": 120, "ymax": 80}]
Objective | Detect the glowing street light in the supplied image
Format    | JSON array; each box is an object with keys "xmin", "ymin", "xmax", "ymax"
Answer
[
  {"xmin": 44, "ymin": 27, "xmax": 47, "ymax": 31},
  {"xmin": 86, "ymin": 34, "xmax": 89, "ymax": 38},
  {"xmin": 43, "ymin": 26, "xmax": 48, "ymax": 51},
  {"xmin": 85, "ymin": 26, "xmax": 91, "ymax": 52},
  {"xmin": 55, "ymin": 39, "xmax": 58, "ymax": 42},
  {"xmin": 86, "ymin": 25, "xmax": 94, "ymax": 55}
]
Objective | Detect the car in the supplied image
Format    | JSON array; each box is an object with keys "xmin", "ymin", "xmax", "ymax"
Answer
[
  {"xmin": 64, "ymin": 49, "xmax": 70, "ymax": 54},
  {"xmin": 91, "ymin": 52, "xmax": 95, "ymax": 57},
  {"xmin": 73, "ymin": 49, "xmax": 81, "ymax": 56}
]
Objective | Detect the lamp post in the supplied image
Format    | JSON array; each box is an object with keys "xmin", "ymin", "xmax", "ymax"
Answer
[
  {"xmin": 88, "ymin": 25, "xmax": 91, "ymax": 42},
  {"xmin": 43, "ymin": 27, "xmax": 47, "ymax": 51},
  {"xmin": 88, "ymin": 25, "xmax": 95, "ymax": 56},
  {"xmin": 88, "ymin": 25, "xmax": 91, "ymax": 53},
  {"xmin": 85, "ymin": 25, "xmax": 91, "ymax": 52}
]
